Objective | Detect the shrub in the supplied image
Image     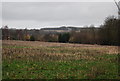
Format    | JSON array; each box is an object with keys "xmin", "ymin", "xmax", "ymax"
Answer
[
  {"xmin": 58, "ymin": 33, "xmax": 70, "ymax": 43},
  {"xmin": 30, "ymin": 35, "xmax": 35, "ymax": 41}
]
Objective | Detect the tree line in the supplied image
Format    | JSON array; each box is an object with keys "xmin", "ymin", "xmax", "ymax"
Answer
[{"xmin": 1, "ymin": 16, "xmax": 120, "ymax": 46}]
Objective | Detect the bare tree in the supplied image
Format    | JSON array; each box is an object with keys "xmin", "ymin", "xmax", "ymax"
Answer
[{"xmin": 114, "ymin": 0, "xmax": 120, "ymax": 19}]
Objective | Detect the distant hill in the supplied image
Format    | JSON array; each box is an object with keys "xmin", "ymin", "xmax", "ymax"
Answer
[
  {"xmin": 41, "ymin": 26, "xmax": 80, "ymax": 33},
  {"xmin": 40, "ymin": 26, "xmax": 100, "ymax": 33}
]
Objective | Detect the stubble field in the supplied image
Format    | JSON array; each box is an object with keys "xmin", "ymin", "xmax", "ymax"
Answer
[{"xmin": 2, "ymin": 40, "xmax": 120, "ymax": 79}]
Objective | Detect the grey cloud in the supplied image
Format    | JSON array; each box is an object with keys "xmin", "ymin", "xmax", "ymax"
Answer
[{"xmin": 2, "ymin": 2, "xmax": 118, "ymax": 29}]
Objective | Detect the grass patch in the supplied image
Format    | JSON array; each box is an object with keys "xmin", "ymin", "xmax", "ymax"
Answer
[
  {"xmin": 2, "ymin": 42, "xmax": 119, "ymax": 79},
  {"xmin": 3, "ymin": 54, "xmax": 119, "ymax": 79}
]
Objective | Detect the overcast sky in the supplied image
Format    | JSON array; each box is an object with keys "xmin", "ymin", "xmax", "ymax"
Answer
[
  {"xmin": 1, "ymin": 0, "xmax": 119, "ymax": 2},
  {"xmin": 1, "ymin": 2, "xmax": 119, "ymax": 29}
]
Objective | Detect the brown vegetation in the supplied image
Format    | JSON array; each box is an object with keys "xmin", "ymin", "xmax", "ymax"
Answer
[{"xmin": 2, "ymin": 40, "xmax": 119, "ymax": 61}]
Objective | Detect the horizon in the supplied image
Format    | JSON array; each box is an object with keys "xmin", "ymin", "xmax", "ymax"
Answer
[{"xmin": 1, "ymin": 25, "xmax": 100, "ymax": 30}]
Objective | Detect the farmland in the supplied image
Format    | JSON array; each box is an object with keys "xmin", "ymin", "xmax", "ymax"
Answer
[{"xmin": 2, "ymin": 40, "xmax": 120, "ymax": 79}]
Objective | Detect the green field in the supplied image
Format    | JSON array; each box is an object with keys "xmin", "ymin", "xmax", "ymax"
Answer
[{"xmin": 2, "ymin": 40, "xmax": 119, "ymax": 79}]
